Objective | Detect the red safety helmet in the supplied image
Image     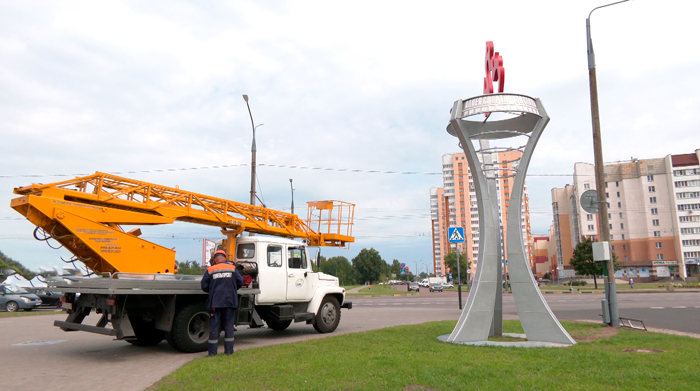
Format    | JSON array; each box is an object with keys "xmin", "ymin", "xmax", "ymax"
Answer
[{"xmin": 213, "ymin": 250, "xmax": 227, "ymax": 263}]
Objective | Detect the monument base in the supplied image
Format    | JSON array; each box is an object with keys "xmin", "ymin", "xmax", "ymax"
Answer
[{"xmin": 437, "ymin": 333, "xmax": 573, "ymax": 348}]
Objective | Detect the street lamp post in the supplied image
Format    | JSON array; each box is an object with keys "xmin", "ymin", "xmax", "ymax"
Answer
[
  {"xmin": 289, "ymin": 178, "xmax": 295, "ymax": 214},
  {"xmin": 586, "ymin": 0, "xmax": 630, "ymax": 328},
  {"xmin": 242, "ymin": 94, "xmax": 264, "ymax": 207}
]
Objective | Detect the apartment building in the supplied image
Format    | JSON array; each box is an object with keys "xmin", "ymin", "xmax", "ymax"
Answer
[
  {"xmin": 550, "ymin": 149, "xmax": 700, "ymax": 281},
  {"xmin": 668, "ymin": 151, "xmax": 700, "ymax": 278},
  {"xmin": 430, "ymin": 152, "xmax": 533, "ymax": 278}
]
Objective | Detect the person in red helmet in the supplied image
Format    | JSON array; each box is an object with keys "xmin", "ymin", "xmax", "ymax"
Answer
[{"xmin": 201, "ymin": 249, "xmax": 243, "ymax": 356}]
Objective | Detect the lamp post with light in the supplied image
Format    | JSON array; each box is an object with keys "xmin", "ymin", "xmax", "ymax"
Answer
[
  {"xmin": 586, "ymin": 0, "xmax": 630, "ymax": 328},
  {"xmin": 242, "ymin": 94, "xmax": 264, "ymax": 207}
]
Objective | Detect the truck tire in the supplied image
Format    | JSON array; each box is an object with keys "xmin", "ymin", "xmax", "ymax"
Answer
[
  {"xmin": 266, "ymin": 319, "xmax": 292, "ymax": 331},
  {"xmin": 167, "ymin": 302, "xmax": 209, "ymax": 353},
  {"xmin": 126, "ymin": 319, "xmax": 165, "ymax": 346},
  {"xmin": 313, "ymin": 296, "xmax": 340, "ymax": 333}
]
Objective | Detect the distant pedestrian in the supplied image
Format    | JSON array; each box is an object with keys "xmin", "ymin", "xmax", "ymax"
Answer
[
  {"xmin": 629, "ymin": 278, "xmax": 634, "ymax": 289},
  {"xmin": 201, "ymin": 250, "xmax": 244, "ymax": 356}
]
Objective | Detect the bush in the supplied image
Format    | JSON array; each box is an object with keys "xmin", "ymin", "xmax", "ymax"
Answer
[{"xmin": 570, "ymin": 280, "xmax": 587, "ymax": 286}]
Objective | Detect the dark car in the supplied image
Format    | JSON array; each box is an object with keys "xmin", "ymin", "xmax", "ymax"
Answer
[
  {"xmin": 429, "ymin": 283, "xmax": 444, "ymax": 293},
  {"xmin": 407, "ymin": 282, "xmax": 420, "ymax": 292},
  {"xmin": 25, "ymin": 288, "xmax": 63, "ymax": 307}
]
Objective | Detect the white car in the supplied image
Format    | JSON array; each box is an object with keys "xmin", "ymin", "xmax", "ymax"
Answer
[{"xmin": 442, "ymin": 283, "xmax": 455, "ymax": 289}]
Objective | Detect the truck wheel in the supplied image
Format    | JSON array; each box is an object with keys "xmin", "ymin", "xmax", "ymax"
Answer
[
  {"xmin": 126, "ymin": 319, "xmax": 165, "ymax": 346},
  {"xmin": 167, "ymin": 302, "xmax": 209, "ymax": 353},
  {"xmin": 266, "ymin": 319, "xmax": 292, "ymax": 331},
  {"xmin": 5, "ymin": 301, "xmax": 18, "ymax": 312},
  {"xmin": 313, "ymin": 296, "xmax": 340, "ymax": 333}
]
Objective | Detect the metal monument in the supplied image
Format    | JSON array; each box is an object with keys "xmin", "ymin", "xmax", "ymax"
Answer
[{"xmin": 443, "ymin": 42, "xmax": 575, "ymax": 346}]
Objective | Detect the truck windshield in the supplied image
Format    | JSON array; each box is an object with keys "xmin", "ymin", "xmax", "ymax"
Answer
[{"xmin": 6, "ymin": 286, "xmax": 29, "ymax": 294}]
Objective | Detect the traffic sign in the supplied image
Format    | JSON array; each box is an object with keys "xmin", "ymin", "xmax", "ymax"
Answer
[
  {"xmin": 400, "ymin": 269, "xmax": 406, "ymax": 275},
  {"xmin": 449, "ymin": 273, "xmax": 452, "ymax": 278},
  {"xmin": 448, "ymin": 227, "xmax": 465, "ymax": 243},
  {"xmin": 400, "ymin": 263, "xmax": 406, "ymax": 269},
  {"xmin": 467, "ymin": 269, "xmax": 471, "ymax": 274}
]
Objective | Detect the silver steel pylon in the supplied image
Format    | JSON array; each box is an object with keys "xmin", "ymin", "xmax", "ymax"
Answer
[{"xmin": 446, "ymin": 93, "xmax": 575, "ymax": 345}]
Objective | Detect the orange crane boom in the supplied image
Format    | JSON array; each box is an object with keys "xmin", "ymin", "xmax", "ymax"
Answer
[{"xmin": 11, "ymin": 172, "xmax": 354, "ymax": 274}]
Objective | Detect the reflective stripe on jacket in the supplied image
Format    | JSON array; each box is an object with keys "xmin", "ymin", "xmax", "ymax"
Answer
[{"xmin": 201, "ymin": 262, "xmax": 244, "ymax": 311}]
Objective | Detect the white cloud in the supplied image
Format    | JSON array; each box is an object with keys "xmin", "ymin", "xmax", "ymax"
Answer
[{"xmin": 1, "ymin": 0, "xmax": 698, "ymax": 273}]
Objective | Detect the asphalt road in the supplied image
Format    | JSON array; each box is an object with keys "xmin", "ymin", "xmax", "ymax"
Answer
[
  {"xmin": 1, "ymin": 291, "xmax": 698, "ymax": 391},
  {"xmin": 351, "ymin": 290, "xmax": 700, "ymax": 334}
]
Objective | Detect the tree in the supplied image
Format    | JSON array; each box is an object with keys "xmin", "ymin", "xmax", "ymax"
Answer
[
  {"xmin": 390, "ymin": 259, "xmax": 402, "ymax": 279},
  {"xmin": 0, "ymin": 250, "xmax": 36, "ymax": 281},
  {"xmin": 443, "ymin": 250, "xmax": 471, "ymax": 283},
  {"xmin": 320, "ymin": 256, "xmax": 355, "ymax": 285},
  {"xmin": 569, "ymin": 236, "xmax": 620, "ymax": 289},
  {"xmin": 176, "ymin": 260, "xmax": 204, "ymax": 275},
  {"xmin": 418, "ymin": 271, "xmax": 428, "ymax": 279},
  {"xmin": 352, "ymin": 248, "xmax": 385, "ymax": 284}
]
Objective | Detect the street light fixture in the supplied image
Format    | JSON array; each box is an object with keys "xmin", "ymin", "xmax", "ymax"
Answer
[
  {"xmin": 289, "ymin": 178, "xmax": 295, "ymax": 214},
  {"xmin": 586, "ymin": 0, "xmax": 630, "ymax": 328}
]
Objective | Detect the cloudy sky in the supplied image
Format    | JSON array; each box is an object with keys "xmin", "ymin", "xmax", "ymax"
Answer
[{"xmin": 1, "ymin": 0, "xmax": 698, "ymax": 275}]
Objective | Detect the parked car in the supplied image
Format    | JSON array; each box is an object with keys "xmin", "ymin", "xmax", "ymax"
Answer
[
  {"xmin": 407, "ymin": 282, "xmax": 420, "ymax": 292},
  {"xmin": 537, "ymin": 278, "xmax": 551, "ymax": 286},
  {"xmin": 0, "ymin": 285, "xmax": 43, "ymax": 312},
  {"xmin": 24, "ymin": 288, "xmax": 63, "ymax": 307},
  {"xmin": 429, "ymin": 283, "xmax": 444, "ymax": 293},
  {"xmin": 442, "ymin": 283, "xmax": 454, "ymax": 289}
]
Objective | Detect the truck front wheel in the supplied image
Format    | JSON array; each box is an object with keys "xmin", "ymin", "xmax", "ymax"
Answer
[
  {"xmin": 313, "ymin": 296, "xmax": 340, "ymax": 333},
  {"xmin": 167, "ymin": 302, "xmax": 209, "ymax": 353}
]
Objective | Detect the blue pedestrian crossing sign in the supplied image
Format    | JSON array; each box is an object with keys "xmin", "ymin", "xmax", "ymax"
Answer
[{"xmin": 448, "ymin": 227, "xmax": 465, "ymax": 243}]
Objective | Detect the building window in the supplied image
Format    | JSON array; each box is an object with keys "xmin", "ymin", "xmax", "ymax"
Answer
[
  {"xmin": 618, "ymin": 202, "xmax": 622, "ymax": 208},
  {"xmin": 611, "ymin": 245, "xmax": 615, "ymax": 251},
  {"xmin": 652, "ymin": 219, "xmax": 660, "ymax": 226},
  {"xmin": 611, "ymin": 235, "xmax": 614, "ymax": 240},
  {"xmin": 650, "ymin": 197, "xmax": 657, "ymax": 204},
  {"xmin": 651, "ymin": 208, "xmax": 658, "ymax": 215},
  {"xmin": 655, "ymin": 242, "xmax": 662, "ymax": 249},
  {"xmin": 619, "ymin": 213, "xmax": 623, "ymax": 218},
  {"xmin": 587, "ymin": 225, "xmax": 594, "ymax": 231},
  {"xmin": 647, "ymin": 175, "xmax": 654, "ymax": 181},
  {"xmin": 583, "ymin": 183, "xmax": 590, "ymax": 189},
  {"xmin": 608, "ymin": 213, "xmax": 612, "ymax": 219},
  {"xmin": 624, "ymin": 256, "xmax": 628, "ymax": 262},
  {"xmin": 609, "ymin": 224, "xmax": 613, "ymax": 230},
  {"xmin": 623, "ymin": 245, "xmax": 627, "ymax": 251},
  {"xmin": 654, "ymin": 231, "xmax": 661, "ymax": 237},
  {"xmin": 587, "ymin": 214, "xmax": 593, "ymax": 221},
  {"xmin": 657, "ymin": 254, "xmax": 664, "ymax": 260},
  {"xmin": 606, "ymin": 192, "xmax": 609, "ymax": 198},
  {"xmin": 620, "ymin": 223, "xmax": 624, "ymax": 229},
  {"xmin": 616, "ymin": 181, "xmax": 620, "ymax": 187},
  {"xmin": 617, "ymin": 192, "xmax": 621, "ymax": 197},
  {"xmin": 621, "ymin": 234, "xmax": 625, "ymax": 240},
  {"xmin": 605, "ymin": 182, "xmax": 609, "ymax": 188},
  {"xmin": 607, "ymin": 202, "xmax": 610, "ymax": 208},
  {"xmin": 648, "ymin": 186, "xmax": 656, "ymax": 193}
]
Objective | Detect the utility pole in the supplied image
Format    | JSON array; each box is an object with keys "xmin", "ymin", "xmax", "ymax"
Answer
[
  {"xmin": 586, "ymin": 0, "xmax": 630, "ymax": 328},
  {"xmin": 289, "ymin": 178, "xmax": 295, "ymax": 214}
]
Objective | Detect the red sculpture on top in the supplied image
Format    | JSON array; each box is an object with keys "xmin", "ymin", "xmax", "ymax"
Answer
[{"xmin": 483, "ymin": 41, "xmax": 505, "ymax": 94}]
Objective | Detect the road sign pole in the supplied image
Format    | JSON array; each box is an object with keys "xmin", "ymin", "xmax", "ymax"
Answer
[{"xmin": 457, "ymin": 247, "xmax": 462, "ymax": 309}]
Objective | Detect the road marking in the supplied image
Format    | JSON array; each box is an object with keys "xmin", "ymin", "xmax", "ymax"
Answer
[
  {"xmin": 12, "ymin": 340, "xmax": 67, "ymax": 346},
  {"xmin": 672, "ymin": 306, "xmax": 688, "ymax": 309},
  {"xmin": 650, "ymin": 307, "xmax": 665, "ymax": 309}
]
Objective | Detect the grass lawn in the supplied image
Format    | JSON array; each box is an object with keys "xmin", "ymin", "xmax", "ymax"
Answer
[
  {"xmin": 347, "ymin": 284, "xmax": 417, "ymax": 296},
  {"xmin": 152, "ymin": 320, "xmax": 700, "ymax": 391},
  {"xmin": 0, "ymin": 309, "xmax": 63, "ymax": 318},
  {"xmin": 341, "ymin": 285, "xmax": 363, "ymax": 291},
  {"xmin": 539, "ymin": 283, "xmax": 674, "ymax": 291}
]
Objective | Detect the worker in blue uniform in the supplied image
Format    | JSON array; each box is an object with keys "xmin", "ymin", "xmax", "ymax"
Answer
[{"xmin": 201, "ymin": 249, "xmax": 244, "ymax": 356}]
